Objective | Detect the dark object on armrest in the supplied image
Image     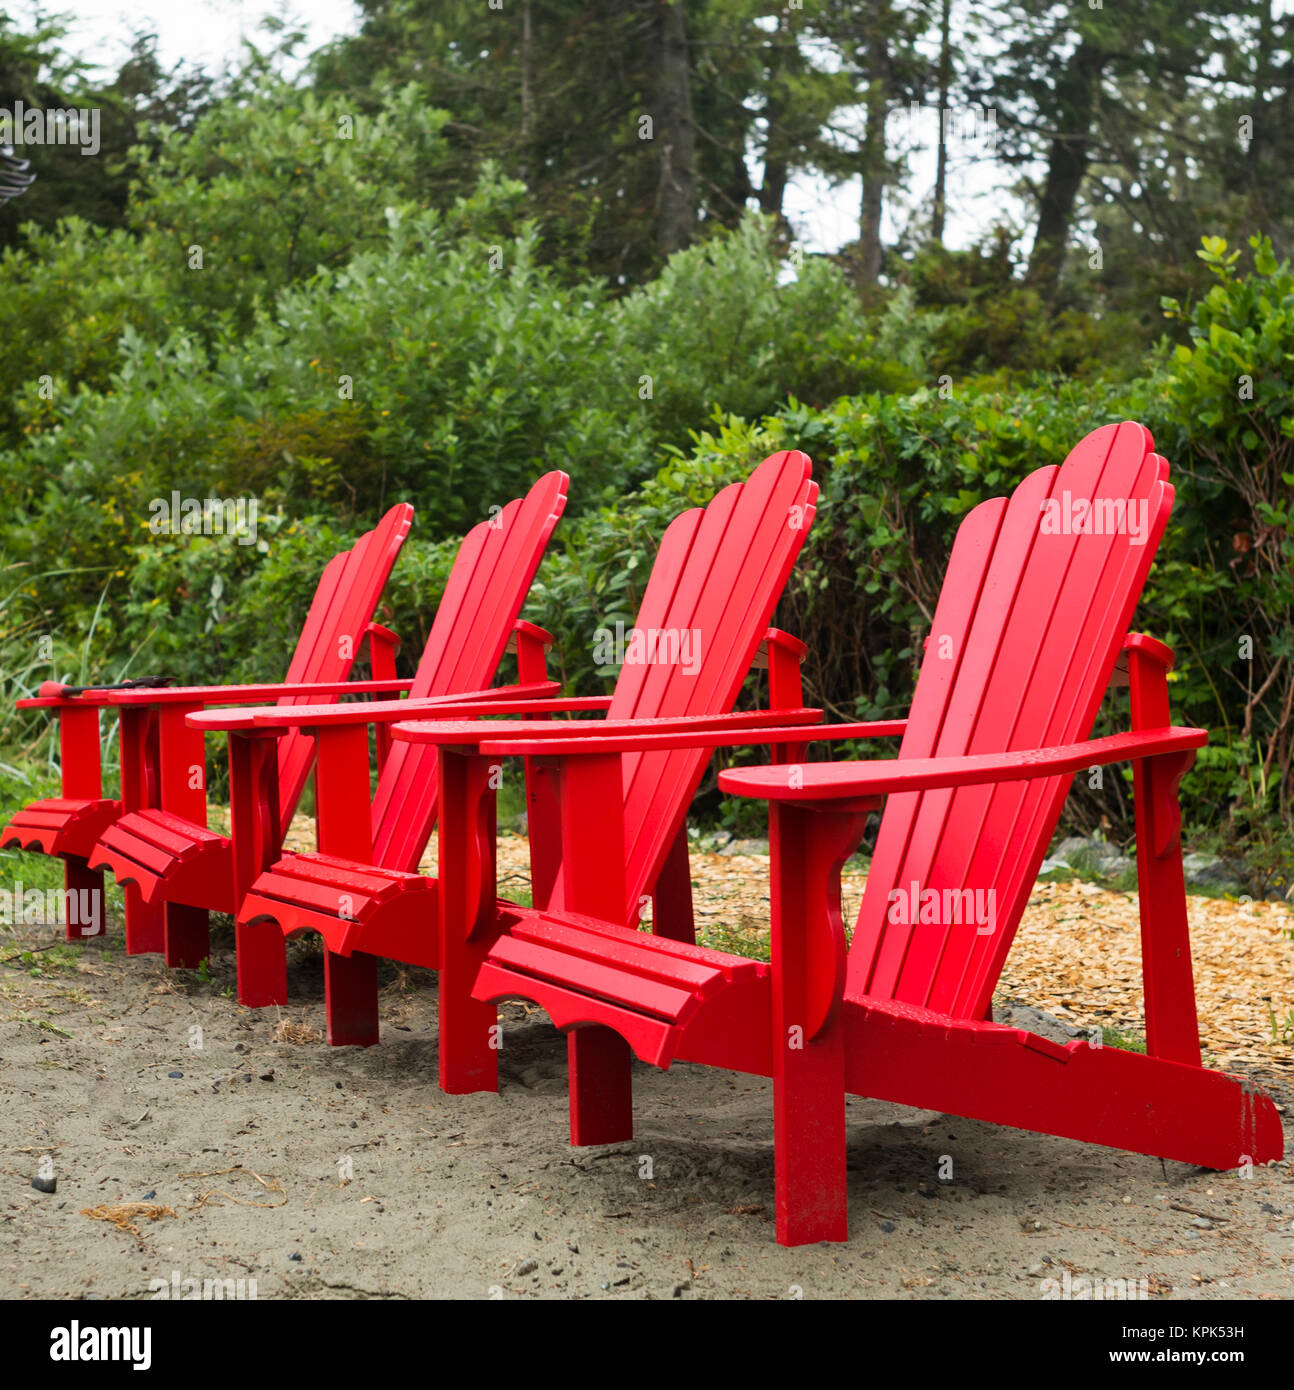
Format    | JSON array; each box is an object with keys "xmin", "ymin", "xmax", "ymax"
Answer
[{"xmin": 46, "ymin": 677, "xmax": 175, "ymax": 697}]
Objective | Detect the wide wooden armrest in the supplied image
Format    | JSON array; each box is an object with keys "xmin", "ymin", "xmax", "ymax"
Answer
[
  {"xmin": 718, "ymin": 726, "xmax": 1207, "ymax": 803},
  {"xmin": 104, "ymin": 678, "xmax": 416, "ymax": 706},
  {"xmin": 16, "ymin": 692, "xmax": 115, "ymax": 709},
  {"xmin": 391, "ymin": 707, "xmax": 827, "ymax": 749},
  {"xmin": 186, "ymin": 682, "xmax": 569, "ymax": 732},
  {"xmin": 455, "ymin": 717, "xmax": 905, "ymax": 757}
]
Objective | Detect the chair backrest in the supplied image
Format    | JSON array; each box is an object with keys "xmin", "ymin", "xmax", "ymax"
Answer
[
  {"xmin": 846, "ymin": 422, "xmax": 1172, "ymax": 1019},
  {"xmin": 557, "ymin": 449, "xmax": 818, "ymax": 924},
  {"xmin": 273, "ymin": 503, "xmax": 414, "ymax": 824},
  {"xmin": 371, "ymin": 471, "xmax": 570, "ymax": 871}
]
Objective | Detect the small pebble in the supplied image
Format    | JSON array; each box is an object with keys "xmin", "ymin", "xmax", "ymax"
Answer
[
  {"xmin": 31, "ymin": 1175, "xmax": 56, "ymax": 1194},
  {"xmin": 515, "ymin": 1258, "xmax": 538, "ymax": 1276},
  {"xmin": 288, "ymin": 1252, "xmax": 303, "ymax": 1262},
  {"xmin": 879, "ymin": 1220, "xmax": 895, "ymax": 1234},
  {"xmin": 168, "ymin": 1071, "xmax": 183, "ymax": 1079},
  {"xmin": 142, "ymin": 1190, "xmax": 156, "ymax": 1201}
]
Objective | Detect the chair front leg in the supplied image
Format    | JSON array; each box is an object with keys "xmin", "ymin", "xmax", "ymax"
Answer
[
  {"xmin": 438, "ymin": 746, "xmax": 503, "ymax": 1093},
  {"xmin": 769, "ymin": 793, "xmax": 872, "ymax": 1247},
  {"xmin": 555, "ymin": 753, "xmax": 633, "ymax": 1144},
  {"xmin": 53, "ymin": 704, "xmax": 109, "ymax": 940},
  {"xmin": 117, "ymin": 705, "xmax": 164, "ymax": 955},
  {"xmin": 157, "ymin": 702, "xmax": 210, "ymax": 970},
  {"xmin": 229, "ymin": 730, "xmax": 287, "ymax": 1006},
  {"xmin": 314, "ymin": 724, "xmax": 379, "ymax": 1046}
]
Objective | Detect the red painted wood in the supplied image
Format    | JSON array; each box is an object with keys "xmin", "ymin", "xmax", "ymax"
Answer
[
  {"xmin": 229, "ymin": 731, "xmax": 287, "ymax": 1006},
  {"xmin": 447, "ymin": 425, "xmax": 1284, "ymax": 1247},
  {"xmin": 274, "ymin": 505, "xmax": 415, "ymax": 827},
  {"xmin": 366, "ymin": 622, "xmax": 402, "ymax": 772},
  {"xmin": 1128, "ymin": 640, "xmax": 1202, "ymax": 1066},
  {"xmin": 369, "ymin": 472, "xmax": 568, "ymax": 874},
  {"xmin": 218, "ymin": 474, "xmax": 568, "ymax": 1036},
  {"xmin": 568, "ymin": 1027, "xmax": 635, "ymax": 1146},
  {"xmin": 769, "ymin": 798, "xmax": 854, "ymax": 1245},
  {"xmin": 7, "ymin": 505, "xmax": 412, "ymax": 959},
  {"xmin": 232, "ymin": 460, "xmax": 811, "ymax": 1069},
  {"xmin": 63, "ymin": 856, "xmax": 104, "ymax": 941},
  {"xmin": 314, "ymin": 723, "xmax": 380, "ymax": 1046},
  {"xmin": 86, "ymin": 480, "xmax": 565, "ymax": 1003},
  {"xmin": 610, "ymin": 455, "xmax": 818, "ymax": 924},
  {"xmin": 421, "ymin": 453, "xmax": 818, "ymax": 1144},
  {"xmin": 848, "ymin": 422, "xmax": 1172, "ymax": 1017},
  {"xmin": 649, "ymin": 824, "xmax": 695, "ymax": 944},
  {"xmin": 437, "ymin": 748, "xmax": 503, "ymax": 1093}
]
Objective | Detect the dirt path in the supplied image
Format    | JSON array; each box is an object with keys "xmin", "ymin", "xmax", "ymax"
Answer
[{"xmin": 1, "ymin": 839, "xmax": 1290, "ymax": 1300}]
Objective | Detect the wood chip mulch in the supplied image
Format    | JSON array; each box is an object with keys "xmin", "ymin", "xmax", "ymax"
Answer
[
  {"xmin": 273, "ymin": 815, "xmax": 1294, "ymax": 1086},
  {"xmin": 502, "ymin": 837, "xmax": 1294, "ymax": 1084}
]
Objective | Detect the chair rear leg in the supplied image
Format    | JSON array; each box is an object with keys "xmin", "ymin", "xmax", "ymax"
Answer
[
  {"xmin": 324, "ymin": 948, "xmax": 379, "ymax": 1047},
  {"xmin": 651, "ymin": 825, "xmax": 696, "ymax": 944},
  {"xmin": 164, "ymin": 903, "xmax": 210, "ymax": 969},
  {"xmin": 123, "ymin": 883, "xmax": 165, "ymax": 955},
  {"xmin": 235, "ymin": 919, "xmax": 288, "ymax": 1008},
  {"xmin": 63, "ymin": 856, "xmax": 104, "ymax": 941},
  {"xmin": 568, "ymin": 1026, "xmax": 633, "ymax": 1145}
]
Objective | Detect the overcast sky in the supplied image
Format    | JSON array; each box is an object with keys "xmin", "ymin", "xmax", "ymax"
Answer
[{"xmin": 59, "ymin": 0, "xmax": 1011, "ymax": 256}]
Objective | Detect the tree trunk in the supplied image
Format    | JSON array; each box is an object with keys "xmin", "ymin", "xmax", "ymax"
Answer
[
  {"xmin": 931, "ymin": 0, "xmax": 953, "ymax": 244},
  {"xmin": 759, "ymin": 14, "xmax": 790, "ymax": 221},
  {"xmin": 519, "ymin": 0, "xmax": 535, "ymax": 184},
  {"xmin": 1026, "ymin": 39, "xmax": 1104, "ymax": 288},
  {"xmin": 656, "ymin": 0, "xmax": 697, "ymax": 256},
  {"xmin": 858, "ymin": 20, "xmax": 891, "ymax": 284}
]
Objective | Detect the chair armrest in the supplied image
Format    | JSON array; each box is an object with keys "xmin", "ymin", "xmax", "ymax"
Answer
[
  {"xmin": 103, "ymin": 678, "xmax": 417, "ymax": 706},
  {"xmin": 186, "ymin": 682, "xmax": 569, "ymax": 733},
  {"xmin": 718, "ymin": 726, "xmax": 1207, "ymax": 803},
  {"xmin": 390, "ymin": 707, "xmax": 830, "ymax": 750},
  {"xmin": 16, "ymin": 688, "xmax": 117, "ymax": 709},
  {"xmin": 465, "ymin": 717, "xmax": 905, "ymax": 758}
]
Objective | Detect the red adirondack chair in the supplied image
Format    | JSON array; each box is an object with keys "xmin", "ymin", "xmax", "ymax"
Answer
[
  {"xmin": 1, "ymin": 504, "xmax": 414, "ymax": 949},
  {"xmin": 397, "ymin": 422, "xmax": 1284, "ymax": 1247},
  {"xmin": 189, "ymin": 450, "xmax": 822, "ymax": 1054},
  {"xmin": 92, "ymin": 473, "xmax": 571, "ymax": 1004}
]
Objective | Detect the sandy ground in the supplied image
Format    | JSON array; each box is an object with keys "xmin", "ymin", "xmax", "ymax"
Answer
[{"xmin": 1, "ymin": 837, "xmax": 1291, "ymax": 1301}]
